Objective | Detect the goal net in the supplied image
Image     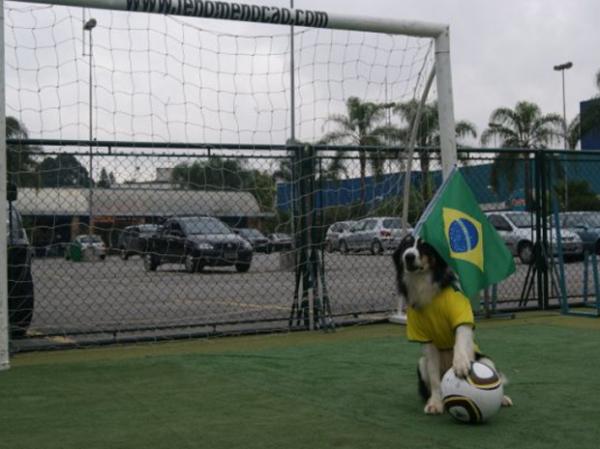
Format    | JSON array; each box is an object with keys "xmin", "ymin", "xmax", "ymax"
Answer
[{"xmin": 1, "ymin": 0, "xmax": 455, "ymax": 361}]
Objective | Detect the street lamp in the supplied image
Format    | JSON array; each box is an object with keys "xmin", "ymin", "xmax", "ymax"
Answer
[
  {"xmin": 553, "ymin": 61, "xmax": 572, "ymax": 149},
  {"xmin": 554, "ymin": 61, "xmax": 572, "ymax": 210},
  {"xmin": 84, "ymin": 18, "xmax": 96, "ymax": 236}
]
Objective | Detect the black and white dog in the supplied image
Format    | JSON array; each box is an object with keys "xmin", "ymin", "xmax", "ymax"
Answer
[{"xmin": 392, "ymin": 235, "xmax": 512, "ymax": 415}]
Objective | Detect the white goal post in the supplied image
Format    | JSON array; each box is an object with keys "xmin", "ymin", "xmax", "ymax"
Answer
[{"xmin": 0, "ymin": 0, "xmax": 457, "ymax": 369}]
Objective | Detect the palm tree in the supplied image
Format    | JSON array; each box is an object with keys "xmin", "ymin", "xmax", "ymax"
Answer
[
  {"xmin": 319, "ymin": 97, "xmax": 397, "ymax": 204},
  {"xmin": 394, "ymin": 100, "xmax": 477, "ymax": 199},
  {"xmin": 6, "ymin": 116, "xmax": 39, "ymax": 187},
  {"xmin": 481, "ymin": 101, "xmax": 563, "ymax": 204}
]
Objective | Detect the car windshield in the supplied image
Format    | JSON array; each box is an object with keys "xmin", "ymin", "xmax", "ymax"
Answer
[
  {"xmin": 382, "ymin": 218, "xmax": 403, "ymax": 229},
  {"xmin": 80, "ymin": 235, "xmax": 102, "ymax": 243},
  {"xmin": 139, "ymin": 224, "xmax": 159, "ymax": 234},
  {"xmin": 580, "ymin": 213, "xmax": 600, "ymax": 228},
  {"xmin": 181, "ymin": 217, "xmax": 231, "ymax": 235},
  {"xmin": 240, "ymin": 228, "xmax": 263, "ymax": 238},
  {"xmin": 506, "ymin": 213, "xmax": 532, "ymax": 228}
]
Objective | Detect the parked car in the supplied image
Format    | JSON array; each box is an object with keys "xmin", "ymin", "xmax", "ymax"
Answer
[
  {"xmin": 485, "ymin": 211, "xmax": 583, "ymax": 264},
  {"xmin": 65, "ymin": 234, "xmax": 107, "ymax": 260},
  {"xmin": 118, "ymin": 224, "xmax": 161, "ymax": 260},
  {"xmin": 6, "ymin": 202, "xmax": 35, "ymax": 337},
  {"xmin": 557, "ymin": 211, "xmax": 600, "ymax": 255},
  {"xmin": 338, "ymin": 217, "xmax": 410, "ymax": 255},
  {"xmin": 267, "ymin": 233, "xmax": 294, "ymax": 252},
  {"xmin": 144, "ymin": 216, "xmax": 253, "ymax": 273},
  {"xmin": 236, "ymin": 228, "xmax": 270, "ymax": 253},
  {"xmin": 324, "ymin": 221, "xmax": 355, "ymax": 252}
]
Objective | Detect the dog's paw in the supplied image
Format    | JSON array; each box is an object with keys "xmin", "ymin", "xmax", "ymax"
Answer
[
  {"xmin": 424, "ymin": 398, "xmax": 444, "ymax": 415},
  {"xmin": 501, "ymin": 395, "xmax": 513, "ymax": 407},
  {"xmin": 452, "ymin": 352, "xmax": 471, "ymax": 378}
]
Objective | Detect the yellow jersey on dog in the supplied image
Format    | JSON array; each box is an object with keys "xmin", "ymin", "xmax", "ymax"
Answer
[{"xmin": 406, "ymin": 286, "xmax": 475, "ymax": 351}]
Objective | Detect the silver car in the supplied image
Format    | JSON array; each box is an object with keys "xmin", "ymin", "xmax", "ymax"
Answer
[
  {"xmin": 338, "ymin": 217, "xmax": 410, "ymax": 255},
  {"xmin": 324, "ymin": 221, "xmax": 355, "ymax": 252},
  {"xmin": 485, "ymin": 211, "xmax": 582, "ymax": 264},
  {"xmin": 556, "ymin": 211, "xmax": 600, "ymax": 255}
]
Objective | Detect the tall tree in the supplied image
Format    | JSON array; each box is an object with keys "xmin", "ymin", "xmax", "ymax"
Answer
[
  {"xmin": 97, "ymin": 168, "xmax": 113, "ymax": 188},
  {"xmin": 6, "ymin": 116, "xmax": 40, "ymax": 187},
  {"xmin": 394, "ymin": 100, "xmax": 477, "ymax": 199},
  {"xmin": 319, "ymin": 97, "xmax": 397, "ymax": 204},
  {"xmin": 481, "ymin": 101, "xmax": 563, "ymax": 203},
  {"xmin": 171, "ymin": 157, "xmax": 249, "ymax": 191},
  {"xmin": 38, "ymin": 154, "xmax": 92, "ymax": 188}
]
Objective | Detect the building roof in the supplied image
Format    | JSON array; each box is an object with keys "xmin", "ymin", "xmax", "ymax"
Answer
[{"xmin": 15, "ymin": 188, "xmax": 263, "ymax": 218}]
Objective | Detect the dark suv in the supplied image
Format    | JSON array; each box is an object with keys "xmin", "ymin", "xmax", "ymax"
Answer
[
  {"xmin": 7, "ymin": 202, "xmax": 34, "ymax": 337},
  {"xmin": 144, "ymin": 216, "xmax": 253, "ymax": 273},
  {"xmin": 118, "ymin": 224, "xmax": 161, "ymax": 260}
]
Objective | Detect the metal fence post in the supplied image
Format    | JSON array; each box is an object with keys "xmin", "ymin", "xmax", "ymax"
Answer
[{"xmin": 538, "ymin": 150, "xmax": 550, "ymax": 309}]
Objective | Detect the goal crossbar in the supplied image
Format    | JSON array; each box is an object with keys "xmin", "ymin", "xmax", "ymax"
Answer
[{"xmin": 18, "ymin": 0, "xmax": 448, "ymax": 37}]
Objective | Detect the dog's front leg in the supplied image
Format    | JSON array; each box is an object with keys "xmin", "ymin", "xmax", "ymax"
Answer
[
  {"xmin": 453, "ymin": 325, "xmax": 474, "ymax": 378},
  {"xmin": 422, "ymin": 343, "xmax": 444, "ymax": 414}
]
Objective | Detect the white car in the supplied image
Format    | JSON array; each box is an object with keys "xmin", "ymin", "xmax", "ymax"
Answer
[
  {"xmin": 67, "ymin": 234, "xmax": 107, "ymax": 260},
  {"xmin": 485, "ymin": 211, "xmax": 583, "ymax": 264}
]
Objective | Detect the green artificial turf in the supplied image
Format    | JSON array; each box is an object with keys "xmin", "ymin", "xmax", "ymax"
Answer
[{"xmin": 2, "ymin": 314, "xmax": 600, "ymax": 449}]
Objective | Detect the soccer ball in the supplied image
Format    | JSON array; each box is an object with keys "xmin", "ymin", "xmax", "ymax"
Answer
[{"xmin": 441, "ymin": 361, "xmax": 504, "ymax": 423}]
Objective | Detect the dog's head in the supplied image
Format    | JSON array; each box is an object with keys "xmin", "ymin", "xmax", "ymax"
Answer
[
  {"xmin": 392, "ymin": 234, "xmax": 455, "ymax": 306},
  {"xmin": 393, "ymin": 234, "xmax": 447, "ymax": 273}
]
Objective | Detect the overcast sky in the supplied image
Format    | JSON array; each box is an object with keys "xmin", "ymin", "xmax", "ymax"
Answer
[{"xmin": 297, "ymin": 0, "xmax": 600, "ymax": 143}]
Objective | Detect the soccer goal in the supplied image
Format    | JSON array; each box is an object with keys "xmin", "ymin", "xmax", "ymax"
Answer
[{"xmin": 0, "ymin": 0, "xmax": 457, "ymax": 369}]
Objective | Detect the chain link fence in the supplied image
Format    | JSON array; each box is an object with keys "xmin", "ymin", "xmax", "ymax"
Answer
[{"xmin": 9, "ymin": 143, "xmax": 600, "ymax": 351}]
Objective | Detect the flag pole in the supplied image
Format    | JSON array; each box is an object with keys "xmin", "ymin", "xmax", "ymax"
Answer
[{"xmin": 413, "ymin": 164, "xmax": 458, "ymax": 235}]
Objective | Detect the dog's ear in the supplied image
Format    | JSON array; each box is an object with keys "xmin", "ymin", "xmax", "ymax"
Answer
[
  {"xmin": 393, "ymin": 235, "xmax": 412, "ymax": 296},
  {"xmin": 392, "ymin": 245, "xmax": 404, "ymax": 273},
  {"xmin": 428, "ymin": 246, "xmax": 456, "ymax": 287}
]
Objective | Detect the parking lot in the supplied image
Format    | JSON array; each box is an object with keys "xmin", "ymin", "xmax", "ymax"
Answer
[
  {"xmin": 25, "ymin": 249, "xmax": 593, "ymax": 341},
  {"xmin": 29, "ymin": 251, "xmax": 397, "ymax": 336}
]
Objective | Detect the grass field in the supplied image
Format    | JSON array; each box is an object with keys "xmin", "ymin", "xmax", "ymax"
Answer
[{"xmin": 2, "ymin": 313, "xmax": 600, "ymax": 449}]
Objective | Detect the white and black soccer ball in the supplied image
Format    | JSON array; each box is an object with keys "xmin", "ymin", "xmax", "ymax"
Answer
[{"xmin": 441, "ymin": 361, "xmax": 504, "ymax": 423}]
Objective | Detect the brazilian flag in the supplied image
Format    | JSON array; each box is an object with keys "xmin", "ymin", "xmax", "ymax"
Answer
[{"xmin": 414, "ymin": 168, "xmax": 515, "ymax": 305}]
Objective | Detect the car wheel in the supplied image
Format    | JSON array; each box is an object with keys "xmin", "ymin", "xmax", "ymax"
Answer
[
  {"xmin": 325, "ymin": 241, "xmax": 333, "ymax": 253},
  {"xmin": 144, "ymin": 253, "xmax": 158, "ymax": 272},
  {"xmin": 371, "ymin": 240, "xmax": 384, "ymax": 255},
  {"xmin": 339, "ymin": 241, "xmax": 349, "ymax": 254},
  {"xmin": 184, "ymin": 254, "xmax": 198, "ymax": 273},
  {"xmin": 518, "ymin": 242, "xmax": 534, "ymax": 265},
  {"xmin": 120, "ymin": 247, "xmax": 129, "ymax": 260},
  {"xmin": 235, "ymin": 262, "xmax": 251, "ymax": 273},
  {"xmin": 265, "ymin": 245, "xmax": 272, "ymax": 254},
  {"xmin": 595, "ymin": 240, "xmax": 600, "ymax": 256}
]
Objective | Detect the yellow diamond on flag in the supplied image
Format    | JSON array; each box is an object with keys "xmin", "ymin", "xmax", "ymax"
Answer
[{"xmin": 442, "ymin": 207, "xmax": 484, "ymax": 271}]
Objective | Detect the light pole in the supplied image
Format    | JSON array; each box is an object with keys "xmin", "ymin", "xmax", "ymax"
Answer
[
  {"xmin": 554, "ymin": 61, "xmax": 572, "ymax": 149},
  {"xmin": 554, "ymin": 61, "xmax": 572, "ymax": 210},
  {"xmin": 84, "ymin": 18, "xmax": 96, "ymax": 236}
]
